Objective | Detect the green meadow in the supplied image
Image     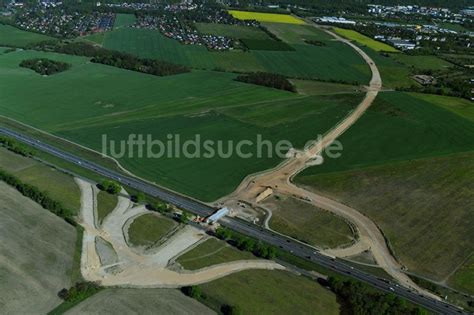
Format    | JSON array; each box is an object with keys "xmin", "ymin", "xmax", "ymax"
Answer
[
  {"xmin": 296, "ymin": 151, "xmax": 474, "ymax": 284},
  {"xmin": 295, "ymin": 92, "xmax": 474, "ymax": 284},
  {"xmin": 113, "ymin": 14, "xmax": 136, "ymax": 29},
  {"xmin": 411, "ymin": 93, "xmax": 474, "ymax": 122},
  {"xmin": 100, "ymin": 26, "xmax": 370, "ymax": 82},
  {"xmin": 448, "ymin": 254, "xmax": 474, "ymax": 295},
  {"xmin": 390, "ymin": 53, "xmax": 453, "ymax": 71},
  {"xmin": 262, "ymin": 22, "xmax": 334, "ymax": 44},
  {"xmin": 299, "ymin": 91, "xmax": 474, "ymax": 176},
  {"xmin": 0, "ymin": 24, "xmax": 55, "ymax": 47},
  {"xmin": 199, "ymin": 270, "xmax": 339, "ymax": 314},
  {"xmin": 195, "ymin": 22, "xmax": 271, "ymax": 40},
  {"xmin": 0, "ymin": 49, "xmax": 363, "ymax": 201}
]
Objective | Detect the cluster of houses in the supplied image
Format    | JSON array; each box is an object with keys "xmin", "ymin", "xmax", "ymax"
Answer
[
  {"xmin": 129, "ymin": 1, "xmax": 259, "ymax": 51},
  {"xmin": 367, "ymin": 4, "xmax": 473, "ymax": 29},
  {"xmin": 102, "ymin": 0, "xmax": 197, "ymax": 12},
  {"xmin": 14, "ymin": 6, "xmax": 115, "ymax": 38},
  {"xmin": 101, "ymin": 2, "xmax": 161, "ymax": 11},
  {"xmin": 368, "ymin": 4, "xmax": 452, "ymax": 18},
  {"xmin": 132, "ymin": 14, "xmax": 234, "ymax": 51}
]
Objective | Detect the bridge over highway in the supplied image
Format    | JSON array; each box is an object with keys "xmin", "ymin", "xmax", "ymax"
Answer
[{"xmin": 0, "ymin": 126, "xmax": 467, "ymax": 315}]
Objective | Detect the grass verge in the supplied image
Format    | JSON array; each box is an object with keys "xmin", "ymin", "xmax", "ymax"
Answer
[
  {"xmin": 176, "ymin": 238, "xmax": 257, "ymax": 270},
  {"xmin": 127, "ymin": 213, "xmax": 178, "ymax": 247}
]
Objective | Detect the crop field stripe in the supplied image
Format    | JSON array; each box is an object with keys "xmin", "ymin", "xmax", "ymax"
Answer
[
  {"xmin": 0, "ymin": 24, "xmax": 56, "ymax": 48},
  {"xmin": 100, "ymin": 28, "xmax": 371, "ymax": 82},
  {"xmin": 228, "ymin": 10, "xmax": 305, "ymax": 25},
  {"xmin": 334, "ymin": 27, "xmax": 399, "ymax": 53},
  {"xmin": 0, "ymin": 49, "xmax": 364, "ymax": 201},
  {"xmin": 113, "ymin": 14, "xmax": 137, "ymax": 29}
]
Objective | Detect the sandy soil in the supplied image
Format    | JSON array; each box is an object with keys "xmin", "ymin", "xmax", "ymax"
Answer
[
  {"xmin": 75, "ymin": 178, "xmax": 284, "ymax": 288},
  {"xmin": 216, "ymin": 25, "xmax": 440, "ymax": 300}
]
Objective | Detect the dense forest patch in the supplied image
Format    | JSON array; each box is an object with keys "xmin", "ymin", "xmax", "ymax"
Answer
[
  {"xmin": 20, "ymin": 58, "xmax": 71, "ymax": 75},
  {"xmin": 236, "ymin": 72, "xmax": 295, "ymax": 92}
]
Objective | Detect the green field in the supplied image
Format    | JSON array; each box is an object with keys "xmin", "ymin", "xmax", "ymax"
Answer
[
  {"xmin": 334, "ymin": 27, "xmax": 399, "ymax": 52},
  {"xmin": 0, "ymin": 24, "xmax": 55, "ymax": 47},
  {"xmin": 114, "ymin": 14, "xmax": 136, "ymax": 29},
  {"xmin": 80, "ymin": 31, "xmax": 108, "ymax": 45},
  {"xmin": 0, "ymin": 182, "xmax": 76, "ymax": 314},
  {"xmin": 448, "ymin": 254, "xmax": 474, "ymax": 295},
  {"xmin": 176, "ymin": 238, "xmax": 257, "ymax": 270},
  {"xmin": 298, "ymin": 92, "xmax": 474, "ymax": 176},
  {"xmin": 100, "ymin": 27, "xmax": 370, "ymax": 82},
  {"xmin": 0, "ymin": 49, "xmax": 364, "ymax": 201},
  {"xmin": 0, "ymin": 46, "xmax": 14, "ymax": 54},
  {"xmin": 390, "ymin": 53, "xmax": 453, "ymax": 71},
  {"xmin": 199, "ymin": 270, "xmax": 339, "ymax": 314},
  {"xmin": 262, "ymin": 22, "xmax": 334, "ymax": 44},
  {"xmin": 96, "ymin": 190, "xmax": 118, "ymax": 224},
  {"xmin": 361, "ymin": 51, "xmax": 454, "ymax": 89},
  {"xmin": 295, "ymin": 92, "xmax": 474, "ymax": 281},
  {"xmin": 195, "ymin": 22, "xmax": 270, "ymax": 40},
  {"xmin": 241, "ymin": 38, "xmax": 294, "ymax": 51},
  {"xmin": 127, "ymin": 213, "xmax": 177, "ymax": 247},
  {"xmin": 291, "ymin": 79, "xmax": 361, "ymax": 95},
  {"xmin": 297, "ymin": 151, "xmax": 474, "ymax": 282},
  {"xmin": 0, "ymin": 148, "xmax": 81, "ymax": 214},
  {"xmin": 67, "ymin": 289, "xmax": 214, "ymax": 315},
  {"xmin": 411, "ymin": 93, "xmax": 474, "ymax": 122},
  {"xmin": 262, "ymin": 195, "xmax": 355, "ymax": 248},
  {"xmin": 362, "ymin": 48, "xmax": 415, "ymax": 88}
]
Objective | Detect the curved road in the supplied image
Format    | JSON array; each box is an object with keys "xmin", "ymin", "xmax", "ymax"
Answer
[
  {"xmin": 0, "ymin": 129, "xmax": 467, "ymax": 315},
  {"xmin": 0, "ymin": 24, "xmax": 466, "ymax": 315},
  {"xmin": 218, "ymin": 24, "xmax": 437, "ymax": 298}
]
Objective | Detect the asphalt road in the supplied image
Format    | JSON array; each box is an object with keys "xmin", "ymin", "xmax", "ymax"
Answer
[{"xmin": 0, "ymin": 126, "xmax": 468, "ymax": 315}]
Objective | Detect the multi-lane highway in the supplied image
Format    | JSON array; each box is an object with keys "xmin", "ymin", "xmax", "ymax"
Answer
[{"xmin": 0, "ymin": 126, "xmax": 468, "ymax": 315}]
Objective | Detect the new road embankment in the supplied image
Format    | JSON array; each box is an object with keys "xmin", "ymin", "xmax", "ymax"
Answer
[{"xmin": 0, "ymin": 126, "xmax": 467, "ymax": 315}]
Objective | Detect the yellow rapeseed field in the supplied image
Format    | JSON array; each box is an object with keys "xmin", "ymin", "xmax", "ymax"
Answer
[
  {"xmin": 334, "ymin": 28, "xmax": 399, "ymax": 52},
  {"xmin": 228, "ymin": 10, "xmax": 305, "ymax": 25}
]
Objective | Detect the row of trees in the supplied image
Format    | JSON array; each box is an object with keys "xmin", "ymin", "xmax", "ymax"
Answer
[
  {"xmin": 327, "ymin": 277, "xmax": 429, "ymax": 315},
  {"xmin": 236, "ymin": 72, "xmax": 296, "ymax": 92},
  {"xmin": 32, "ymin": 41, "xmax": 190, "ymax": 77},
  {"xmin": 181, "ymin": 286, "xmax": 242, "ymax": 315},
  {"xmin": 58, "ymin": 282, "xmax": 101, "ymax": 303},
  {"xmin": 397, "ymin": 80, "xmax": 472, "ymax": 100},
  {"xmin": 147, "ymin": 201, "xmax": 171, "ymax": 213},
  {"xmin": 0, "ymin": 169, "xmax": 74, "ymax": 223},
  {"xmin": 215, "ymin": 227, "xmax": 276, "ymax": 259},
  {"xmin": 97, "ymin": 180, "xmax": 121, "ymax": 195},
  {"xmin": 97, "ymin": 180, "xmax": 188, "ymax": 223},
  {"xmin": 19, "ymin": 58, "xmax": 71, "ymax": 75},
  {"xmin": 0, "ymin": 136, "xmax": 34, "ymax": 157}
]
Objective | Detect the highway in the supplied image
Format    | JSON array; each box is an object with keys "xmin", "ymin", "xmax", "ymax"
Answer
[{"xmin": 0, "ymin": 126, "xmax": 468, "ymax": 315}]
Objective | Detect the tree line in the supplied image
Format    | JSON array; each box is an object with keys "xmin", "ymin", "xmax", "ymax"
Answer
[
  {"xmin": 31, "ymin": 41, "xmax": 190, "ymax": 77},
  {"xmin": 19, "ymin": 58, "xmax": 71, "ymax": 75},
  {"xmin": 327, "ymin": 276, "xmax": 429, "ymax": 315},
  {"xmin": 215, "ymin": 227, "xmax": 276, "ymax": 259},
  {"xmin": 236, "ymin": 72, "xmax": 296, "ymax": 92},
  {"xmin": 0, "ymin": 136, "xmax": 34, "ymax": 157},
  {"xmin": 0, "ymin": 169, "xmax": 75, "ymax": 224},
  {"xmin": 181, "ymin": 285, "xmax": 242, "ymax": 315},
  {"xmin": 58, "ymin": 281, "xmax": 101, "ymax": 303}
]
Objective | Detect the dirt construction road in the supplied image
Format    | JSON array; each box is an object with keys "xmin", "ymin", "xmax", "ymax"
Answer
[
  {"xmin": 75, "ymin": 178, "xmax": 284, "ymax": 288},
  {"xmin": 218, "ymin": 26, "xmax": 440, "ymax": 300}
]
